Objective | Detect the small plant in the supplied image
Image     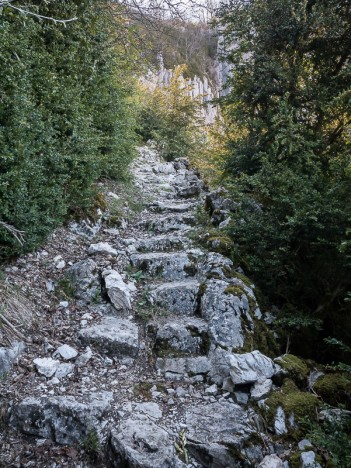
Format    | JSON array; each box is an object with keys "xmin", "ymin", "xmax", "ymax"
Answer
[
  {"xmin": 175, "ymin": 429, "xmax": 189, "ymax": 464},
  {"xmin": 82, "ymin": 430, "xmax": 100, "ymax": 459},
  {"xmin": 129, "ymin": 270, "xmax": 146, "ymax": 282},
  {"xmin": 56, "ymin": 276, "xmax": 75, "ymax": 300}
]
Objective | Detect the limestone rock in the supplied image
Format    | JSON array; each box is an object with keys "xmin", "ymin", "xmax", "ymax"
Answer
[
  {"xmin": 150, "ymin": 317, "xmax": 209, "ymax": 356},
  {"xmin": 108, "ymin": 414, "xmax": 183, "ymax": 468},
  {"xmin": 148, "ymin": 280, "xmax": 200, "ymax": 316},
  {"xmin": 67, "ymin": 259, "xmax": 100, "ymax": 302},
  {"xmin": 102, "ymin": 269, "xmax": 131, "ymax": 312},
  {"xmin": 88, "ymin": 242, "xmax": 118, "ymax": 257},
  {"xmin": 10, "ymin": 392, "xmax": 113, "ymax": 445},
  {"xmin": 157, "ymin": 356, "xmax": 210, "ymax": 380},
  {"xmin": 185, "ymin": 401, "xmax": 255, "ymax": 467},
  {"xmin": 228, "ymin": 351, "xmax": 275, "ymax": 385},
  {"xmin": 55, "ymin": 363, "xmax": 75, "ymax": 379},
  {"xmin": 54, "ymin": 344, "xmax": 78, "ymax": 361},
  {"xmin": 136, "ymin": 235, "xmax": 188, "ymax": 253},
  {"xmin": 274, "ymin": 406, "xmax": 287, "ymax": 435},
  {"xmin": 301, "ymin": 451, "xmax": 321, "ymax": 468},
  {"xmin": 130, "ymin": 252, "xmax": 196, "ymax": 281},
  {"xmin": 201, "ymin": 279, "xmax": 254, "ymax": 349},
  {"xmin": 258, "ymin": 454, "xmax": 284, "ymax": 468},
  {"xmin": 33, "ymin": 357, "xmax": 60, "ymax": 378},
  {"xmin": 138, "ymin": 214, "xmax": 196, "ymax": 233},
  {"xmin": 199, "ymin": 252, "xmax": 234, "ymax": 280},
  {"xmin": 0, "ymin": 341, "xmax": 25, "ymax": 377},
  {"xmin": 205, "ymin": 188, "xmax": 238, "ymax": 215},
  {"xmin": 251, "ymin": 379, "xmax": 273, "ymax": 401},
  {"xmin": 78, "ymin": 316, "xmax": 139, "ymax": 359}
]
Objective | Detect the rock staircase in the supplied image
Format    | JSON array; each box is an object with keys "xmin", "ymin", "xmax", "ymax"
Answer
[{"xmin": 1, "ymin": 146, "xmax": 290, "ymax": 467}]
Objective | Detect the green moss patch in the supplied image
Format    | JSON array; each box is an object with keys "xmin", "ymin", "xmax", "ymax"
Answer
[
  {"xmin": 265, "ymin": 380, "xmax": 321, "ymax": 431},
  {"xmin": 314, "ymin": 372, "xmax": 351, "ymax": 409},
  {"xmin": 275, "ymin": 354, "xmax": 310, "ymax": 388}
]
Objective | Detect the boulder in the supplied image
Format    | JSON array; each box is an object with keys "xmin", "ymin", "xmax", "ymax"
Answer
[
  {"xmin": 156, "ymin": 356, "xmax": 210, "ymax": 381},
  {"xmin": 67, "ymin": 259, "xmax": 100, "ymax": 302},
  {"xmin": 185, "ymin": 401, "xmax": 255, "ymax": 467},
  {"xmin": 251, "ymin": 379, "xmax": 273, "ymax": 401},
  {"xmin": 138, "ymin": 214, "xmax": 196, "ymax": 233},
  {"xmin": 79, "ymin": 316, "xmax": 139, "ymax": 359},
  {"xmin": 102, "ymin": 269, "xmax": 132, "ymax": 312},
  {"xmin": 150, "ymin": 317, "xmax": 209, "ymax": 356},
  {"xmin": 54, "ymin": 344, "xmax": 78, "ymax": 361},
  {"xmin": 201, "ymin": 279, "xmax": 254, "ymax": 349},
  {"xmin": 136, "ymin": 235, "xmax": 188, "ymax": 253},
  {"xmin": 199, "ymin": 252, "xmax": 234, "ymax": 280},
  {"xmin": 301, "ymin": 451, "xmax": 321, "ymax": 468},
  {"xmin": 10, "ymin": 392, "xmax": 112, "ymax": 445},
  {"xmin": 148, "ymin": 280, "xmax": 200, "ymax": 316},
  {"xmin": 228, "ymin": 351, "xmax": 275, "ymax": 385},
  {"xmin": 108, "ymin": 414, "xmax": 182, "ymax": 468}
]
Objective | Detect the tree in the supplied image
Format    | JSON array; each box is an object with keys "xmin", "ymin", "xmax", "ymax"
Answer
[{"xmin": 217, "ymin": 0, "xmax": 351, "ymax": 360}]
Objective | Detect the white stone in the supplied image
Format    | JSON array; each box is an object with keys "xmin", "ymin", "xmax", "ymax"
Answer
[
  {"xmin": 298, "ymin": 439, "xmax": 313, "ymax": 451},
  {"xmin": 76, "ymin": 347, "xmax": 93, "ymax": 367},
  {"xmin": 301, "ymin": 451, "xmax": 321, "ymax": 468},
  {"xmin": 88, "ymin": 242, "xmax": 118, "ymax": 257},
  {"xmin": 54, "ymin": 344, "xmax": 78, "ymax": 361},
  {"xmin": 258, "ymin": 454, "xmax": 284, "ymax": 468},
  {"xmin": 274, "ymin": 406, "xmax": 287, "ymax": 435},
  {"xmin": 56, "ymin": 260, "xmax": 66, "ymax": 270},
  {"xmin": 228, "ymin": 350, "xmax": 275, "ymax": 385},
  {"xmin": 55, "ymin": 363, "xmax": 75, "ymax": 379},
  {"xmin": 251, "ymin": 379, "xmax": 273, "ymax": 401},
  {"xmin": 205, "ymin": 384, "xmax": 218, "ymax": 396},
  {"xmin": 59, "ymin": 301, "xmax": 69, "ymax": 308},
  {"xmin": 33, "ymin": 358, "xmax": 60, "ymax": 378},
  {"xmin": 102, "ymin": 269, "xmax": 131, "ymax": 311}
]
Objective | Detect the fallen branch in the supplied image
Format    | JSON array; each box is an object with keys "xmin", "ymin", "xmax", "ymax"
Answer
[
  {"xmin": 0, "ymin": 221, "xmax": 25, "ymax": 245},
  {"xmin": 0, "ymin": 313, "xmax": 28, "ymax": 342},
  {"xmin": 0, "ymin": 2, "xmax": 77, "ymax": 24}
]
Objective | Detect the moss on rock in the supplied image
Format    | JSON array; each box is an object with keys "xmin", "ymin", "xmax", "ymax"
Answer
[
  {"xmin": 207, "ymin": 234, "xmax": 234, "ymax": 256},
  {"xmin": 313, "ymin": 372, "xmax": 351, "ymax": 409},
  {"xmin": 275, "ymin": 354, "xmax": 310, "ymax": 388},
  {"xmin": 265, "ymin": 379, "xmax": 321, "ymax": 432}
]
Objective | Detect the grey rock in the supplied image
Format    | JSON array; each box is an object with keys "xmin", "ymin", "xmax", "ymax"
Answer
[
  {"xmin": 108, "ymin": 414, "xmax": 183, "ymax": 468},
  {"xmin": 274, "ymin": 406, "xmax": 287, "ymax": 435},
  {"xmin": 11, "ymin": 392, "xmax": 112, "ymax": 445},
  {"xmin": 79, "ymin": 316, "xmax": 139, "ymax": 359},
  {"xmin": 301, "ymin": 451, "xmax": 321, "ymax": 468},
  {"xmin": 201, "ymin": 279, "xmax": 254, "ymax": 349},
  {"xmin": 76, "ymin": 347, "xmax": 93, "ymax": 367},
  {"xmin": 0, "ymin": 341, "xmax": 25, "ymax": 377},
  {"xmin": 199, "ymin": 252, "xmax": 234, "ymax": 280},
  {"xmin": 228, "ymin": 351, "xmax": 275, "ymax": 385},
  {"xmin": 153, "ymin": 162, "xmax": 176, "ymax": 174},
  {"xmin": 149, "ymin": 280, "xmax": 200, "ymax": 316},
  {"xmin": 67, "ymin": 259, "xmax": 100, "ymax": 302},
  {"xmin": 298, "ymin": 439, "xmax": 313, "ymax": 451},
  {"xmin": 33, "ymin": 358, "xmax": 60, "ymax": 378},
  {"xmin": 54, "ymin": 344, "xmax": 78, "ymax": 361},
  {"xmin": 133, "ymin": 402, "xmax": 162, "ymax": 419},
  {"xmin": 185, "ymin": 401, "xmax": 255, "ymax": 467},
  {"xmin": 130, "ymin": 252, "xmax": 196, "ymax": 281},
  {"xmin": 55, "ymin": 363, "xmax": 75, "ymax": 379},
  {"xmin": 151, "ymin": 317, "xmax": 208, "ymax": 356},
  {"xmin": 205, "ymin": 189, "xmax": 238, "ymax": 215},
  {"xmin": 308, "ymin": 370, "xmax": 325, "ymax": 390},
  {"xmin": 102, "ymin": 269, "xmax": 132, "ymax": 312},
  {"xmin": 157, "ymin": 356, "xmax": 210, "ymax": 380},
  {"xmin": 88, "ymin": 242, "xmax": 118, "ymax": 257},
  {"xmin": 136, "ymin": 235, "xmax": 188, "ymax": 253},
  {"xmin": 258, "ymin": 454, "xmax": 284, "ymax": 468},
  {"xmin": 139, "ymin": 214, "xmax": 196, "ymax": 233},
  {"xmin": 251, "ymin": 379, "xmax": 273, "ymax": 401},
  {"xmin": 234, "ymin": 391, "xmax": 249, "ymax": 405},
  {"xmin": 205, "ymin": 384, "xmax": 218, "ymax": 396},
  {"xmin": 151, "ymin": 200, "xmax": 195, "ymax": 213}
]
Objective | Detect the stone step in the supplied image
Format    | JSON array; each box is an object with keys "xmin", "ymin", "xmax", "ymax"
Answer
[
  {"xmin": 135, "ymin": 235, "xmax": 190, "ymax": 252},
  {"xmin": 130, "ymin": 252, "xmax": 197, "ymax": 281},
  {"xmin": 137, "ymin": 213, "xmax": 196, "ymax": 234},
  {"xmin": 148, "ymin": 316, "xmax": 209, "ymax": 357},
  {"xmin": 148, "ymin": 280, "xmax": 200, "ymax": 315},
  {"xmin": 149, "ymin": 200, "xmax": 197, "ymax": 213},
  {"xmin": 78, "ymin": 316, "xmax": 139, "ymax": 360},
  {"xmin": 10, "ymin": 392, "xmax": 113, "ymax": 445},
  {"xmin": 156, "ymin": 356, "xmax": 211, "ymax": 382}
]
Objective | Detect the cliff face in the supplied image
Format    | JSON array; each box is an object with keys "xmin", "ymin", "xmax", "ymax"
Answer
[{"xmin": 142, "ymin": 58, "xmax": 219, "ymax": 124}]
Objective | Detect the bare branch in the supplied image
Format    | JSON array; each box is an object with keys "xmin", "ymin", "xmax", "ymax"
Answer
[
  {"xmin": 0, "ymin": 1, "xmax": 77, "ymax": 24},
  {"xmin": 0, "ymin": 221, "xmax": 25, "ymax": 245}
]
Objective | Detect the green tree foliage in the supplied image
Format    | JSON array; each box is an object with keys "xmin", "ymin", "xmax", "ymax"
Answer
[
  {"xmin": 138, "ymin": 64, "xmax": 205, "ymax": 161},
  {"xmin": 0, "ymin": 0, "xmax": 137, "ymax": 259},
  {"xmin": 217, "ymin": 0, "xmax": 351, "ymax": 359}
]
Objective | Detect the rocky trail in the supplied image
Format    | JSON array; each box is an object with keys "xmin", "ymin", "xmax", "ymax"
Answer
[{"xmin": 0, "ymin": 147, "xmax": 322, "ymax": 467}]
